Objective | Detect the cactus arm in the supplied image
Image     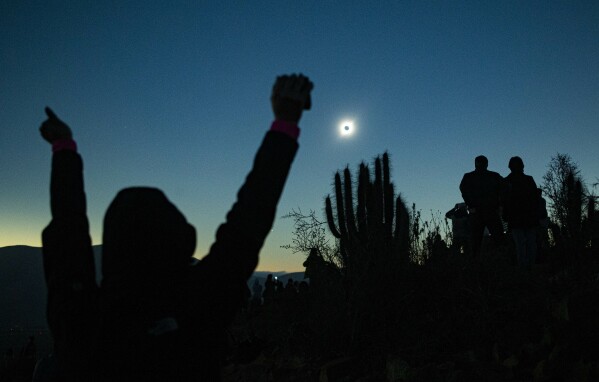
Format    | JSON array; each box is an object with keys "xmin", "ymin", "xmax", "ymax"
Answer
[
  {"xmin": 344, "ymin": 167, "xmax": 358, "ymax": 238},
  {"xmin": 334, "ymin": 172, "xmax": 348, "ymax": 239},
  {"xmin": 325, "ymin": 196, "xmax": 341, "ymax": 238},
  {"xmin": 357, "ymin": 163, "xmax": 369, "ymax": 237}
]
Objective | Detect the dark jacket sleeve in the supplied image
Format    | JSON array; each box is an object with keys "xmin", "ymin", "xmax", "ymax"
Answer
[
  {"xmin": 41, "ymin": 149, "xmax": 97, "ymax": 373},
  {"xmin": 191, "ymin": 131, "xmax": 298, "ymax": 315}
]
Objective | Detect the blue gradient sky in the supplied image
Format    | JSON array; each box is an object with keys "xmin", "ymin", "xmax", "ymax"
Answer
[{"xmin": 2, "ymin": 1, "xmax": 598, "ymax": 272}]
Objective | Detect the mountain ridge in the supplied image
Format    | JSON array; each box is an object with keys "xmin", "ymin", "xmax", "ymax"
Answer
[{"xmin": 0, "ymin": 245, "xmax": 304, "ymax": 329}]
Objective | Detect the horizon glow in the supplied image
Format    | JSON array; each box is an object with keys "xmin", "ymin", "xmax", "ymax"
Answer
[{"xmin": 1, "ymin": 2, "xmax": 598, "ymax": 273}]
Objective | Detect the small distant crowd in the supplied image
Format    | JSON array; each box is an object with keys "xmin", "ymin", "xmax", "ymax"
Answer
[
  {"xmin": 249, "ymin": 275, "xmax": 310, "ymax": 309},
  {"xmin": 447, "ymin": 155, "xmax": 547, "ymax": 270}
]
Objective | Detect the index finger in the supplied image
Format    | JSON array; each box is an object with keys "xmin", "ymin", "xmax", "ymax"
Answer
[{"xmin": 45, "ymin": 107, "xmax": 59, "ymax": 120}]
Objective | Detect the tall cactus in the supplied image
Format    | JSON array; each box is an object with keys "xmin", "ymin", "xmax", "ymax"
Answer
[
  {"xmin": 325, "ymin": 152, "xmax": 410, "ymax": 276},
  {"xmin": 325, "ymin": 153, "xmax": 410, "ymax": 348}
]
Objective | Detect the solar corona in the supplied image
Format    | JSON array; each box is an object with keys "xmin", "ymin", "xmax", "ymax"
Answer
[{"xmin": 339, "ymin": 120, "xmax": 355, "ymax": 137}]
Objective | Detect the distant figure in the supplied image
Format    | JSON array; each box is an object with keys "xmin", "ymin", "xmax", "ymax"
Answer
[
  {"xmin": 503, "ymin": 157, "xmax": 539, "ymax": 270},
  {"xmin": 445, "ymin": 202, "xmax": 470, "ymax": 254},
  {"xmin": 263, "ymin": 274, "xmax": 275, "ymax": 305},
  {"xmin": 459, "ymin": 155, "xmax": 505, "ymax": 256},
  {"xmin": 285, "ymin": 278, "xmax": 294, "ymax": 290},
  {"xmin": 251, "ymin": 279, "xmax": 263, "ymax": 306},
  {"xmin": 303, "ymin": 248, "xmax": 341, "ymax": 293},
  {"xmin": 285, "ymin": 278, "xmax": 297, "ymax": 300},
  {"xmin": 39, "ymin": 74, "xmax": 313, "ymax": 380},
  {"xmin": 298, "ymin": 281, "xmax": 309, "ymax": 295},
  {"xmin": 273, "ymin": 278, "xmax": 285, "ymax": 302},
  {"xmin": 242, "ymin": 283, "xmax": 252, "ymax": 313}
]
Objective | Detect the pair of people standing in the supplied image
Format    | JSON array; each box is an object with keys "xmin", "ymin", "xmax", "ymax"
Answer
[{"xmin": 460, "ymin": 155, "xmax": 539, "ymax": 270}]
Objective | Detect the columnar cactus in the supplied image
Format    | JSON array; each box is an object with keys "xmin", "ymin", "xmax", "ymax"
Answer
[{"xmin": 325, "ymin": 152, "xmax": 410, "ymax": 277}]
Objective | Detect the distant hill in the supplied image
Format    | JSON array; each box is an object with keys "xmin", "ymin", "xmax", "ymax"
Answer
[
  {"xmin": 0, "ymin": 245, "xmax": 102, "ymax": 329},
  {"xmin": 0, "ymin": 245, "xmax": 46, "ymax": 328},
  {"xmin": 0, "ymin": 246, "xmax": 304, "ymax": 329}
]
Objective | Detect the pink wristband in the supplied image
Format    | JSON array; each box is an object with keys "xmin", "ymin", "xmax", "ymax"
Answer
[
  {"xmin": 52, "ymin": 139, "xmax": 77, "ymax": 153},
  {"xmin": 270, "ymin": 120, "xmax": 300, "ymax": 140}
]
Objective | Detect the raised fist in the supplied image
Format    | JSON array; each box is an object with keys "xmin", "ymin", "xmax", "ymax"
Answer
[
  {"xmin": 271, "ymin": 74, "xmax": 313, "ymax": 124},
  {"xmin": 39, "ymin": 107, "xmax": 72, "ymax": 144}
]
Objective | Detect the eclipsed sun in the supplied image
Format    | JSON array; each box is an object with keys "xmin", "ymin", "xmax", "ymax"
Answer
[{"xmin": 339, "ymin": 120, "xmax": 355, "ymax": 137}]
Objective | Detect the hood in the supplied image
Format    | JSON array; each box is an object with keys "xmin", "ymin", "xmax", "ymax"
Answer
[{"xmin": 101, "ymin": 187, "xmax": 196, "ymax": 289}]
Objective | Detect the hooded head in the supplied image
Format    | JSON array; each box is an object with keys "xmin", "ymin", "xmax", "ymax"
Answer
[
  {"xmin": 508, "ymin": 156, "xmax": 524, "ymax": 173},
  {"xmin": 474, "ymin": 155, "xmax": 488, "ymax": 171},
  {"xmin": 101, "ymin": 187, "xmax": 196, "ymax": 289}
]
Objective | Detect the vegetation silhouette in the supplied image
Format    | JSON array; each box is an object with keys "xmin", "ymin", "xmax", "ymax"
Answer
[
  {"xmin": 542, "ymin": 153, "xmax": 599, "ymax": 266},
  {"xmin": 232, "ymin": 152, "xmax": 599, "ymax": 381}
]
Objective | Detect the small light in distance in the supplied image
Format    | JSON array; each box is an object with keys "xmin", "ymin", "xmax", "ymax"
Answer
[{"xmin": 339, "ymin": 120, "xmax": 355, "ymax": 137}]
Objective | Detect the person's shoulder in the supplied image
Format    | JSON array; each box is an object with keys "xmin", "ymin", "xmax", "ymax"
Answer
[
  {"xmin": 460, "ymin": 171, "xmax": 475, "ymax": 187},
  {"xmin": 482, "ymin": 170, "xmax": 503, "ymax": 182},
  {"xmin": 526, "ymin": 174, "xmax": 537, "ymax": 186}
]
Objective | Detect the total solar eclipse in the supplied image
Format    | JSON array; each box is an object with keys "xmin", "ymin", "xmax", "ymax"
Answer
[{"xmin": 339, "ymin": 120, "xmax": 354, "ymax": 136}]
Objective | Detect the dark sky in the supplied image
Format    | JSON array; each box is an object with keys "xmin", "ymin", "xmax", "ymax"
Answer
[{"xmin": 2, "ymin": 1, "xmax": 598, "ymax": 271}]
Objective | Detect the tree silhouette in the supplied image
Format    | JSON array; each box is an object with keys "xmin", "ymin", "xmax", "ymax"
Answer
[
  {"xmin": 542, "ymin": 153, "xmax": 584, "ymax": 232},
  {"xmin": 281, "ymin": 208, "xmax": 339, "ymax": 266}
]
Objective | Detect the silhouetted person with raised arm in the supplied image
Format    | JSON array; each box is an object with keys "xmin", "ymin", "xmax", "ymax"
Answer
[
  {"xmin": 503, "ymin": 156, "xmax": 539, "ymax": 271},
  {"xmin": 39, "ymin": 73, "xmax": 313, "ymax": 381},
  {"xmin": 460, "ymin": 155, "xmax": 505, "ymax": 256}
]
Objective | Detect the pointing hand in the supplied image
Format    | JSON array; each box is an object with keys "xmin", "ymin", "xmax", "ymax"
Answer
[{"xmin": 40, "ymin": 107, "xmax": 72, "ymax": 144}]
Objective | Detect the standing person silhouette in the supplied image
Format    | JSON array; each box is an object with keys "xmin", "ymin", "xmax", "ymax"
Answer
[
  {"xmin": 459, "ymin": 155, "xmax": 505, "ymax": 256},
  {"xmin": 503, "ymin": 156, "xmax": 539, "ymax": 271},
  {"xmin": 251, "ymin": 279, "xmax": 263, "ymax": 307},
  {"xmin": 39, "ymin": 74, "xmax": 313, "ymax": 381}
]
